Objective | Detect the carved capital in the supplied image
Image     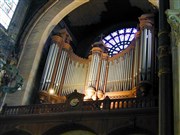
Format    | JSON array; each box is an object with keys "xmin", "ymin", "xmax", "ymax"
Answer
[{"xmin": 166, "ymin": 9, "xmax": 180, "ymax": 46}]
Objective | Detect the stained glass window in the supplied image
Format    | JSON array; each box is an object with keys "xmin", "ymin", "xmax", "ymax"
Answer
[
  {"xmin": 103, "ymin": 28, "xmax": 137, "ymax": 57},
  {"xmin": 0, "ymin": 0, "xmax": 19, "ymax": 29}
]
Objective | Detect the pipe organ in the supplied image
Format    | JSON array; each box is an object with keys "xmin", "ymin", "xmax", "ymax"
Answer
[{"xmin": 39, "ymin": 14, "xmax": 156, "ymax": 103}]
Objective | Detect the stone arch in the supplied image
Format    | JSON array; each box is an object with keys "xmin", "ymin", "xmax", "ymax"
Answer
[
  {"xmin": 107, "ymin": 126, "xmax": 154, "ymax": 135},
  {"xmin": 2, "ymin": 129, "xmax": 32, "ymax": 135},
  {"xmin": 42, "ymin": 123, "xmax": 97, "ymax": 135},
  {"xmin": 5, "ymin": 0, "xmax": 89, "ymax": 105}
]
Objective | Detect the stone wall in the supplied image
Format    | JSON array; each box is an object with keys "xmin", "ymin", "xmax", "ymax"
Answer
[{"xmin": 0, "ymin": 0, "xmax": 31, "ymax": 106}]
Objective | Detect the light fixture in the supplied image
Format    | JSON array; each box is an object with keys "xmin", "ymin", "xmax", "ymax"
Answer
[{"xmin": 49, "ymin": 88, "xmax": 55, "ymax": 95}]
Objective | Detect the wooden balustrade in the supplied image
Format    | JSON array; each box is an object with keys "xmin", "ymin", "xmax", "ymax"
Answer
[{"xmin": 0, "ymin": 97, "xmax": 158, "ymax": 116}]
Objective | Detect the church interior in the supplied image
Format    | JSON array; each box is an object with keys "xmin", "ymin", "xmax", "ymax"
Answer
[{"xmin": 0, "ymin": 0, "xmax": 179, "ymax": 135}]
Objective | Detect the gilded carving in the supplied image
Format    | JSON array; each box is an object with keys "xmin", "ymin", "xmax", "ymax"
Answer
[{"xmin": 166, "ymin": 9, "xmax": 180, "ymax": 45}]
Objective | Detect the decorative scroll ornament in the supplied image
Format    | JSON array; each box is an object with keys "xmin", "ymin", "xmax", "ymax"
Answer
[{"xmin": 166, "ymin": 9, "xmax": 180, "ymax": 45}]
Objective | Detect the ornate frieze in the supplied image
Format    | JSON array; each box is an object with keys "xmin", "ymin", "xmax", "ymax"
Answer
[{"xmin": 166, "ymin": 9, "xmax": 180, "ymax": 45}]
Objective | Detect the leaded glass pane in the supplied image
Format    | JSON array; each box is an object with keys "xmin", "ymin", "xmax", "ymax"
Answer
[
  {"xmin": 133, "ymin": 29, "xmax": 137, "ymax": 33},
  {"xmin": 103, "ymin": 27, "xmax": 137, "ymax": 57},
  {"xmin": 105, "ymin": 35, "xmax": 111, "ymax": 41},
  {"xmin": 111, "ymin": 31, "xmax": 118, "ymax": 37},
  {"xmin": 126, "ymin": 28, "xmax": 132, "ymax": 33},
  {"xmin": 129, "ymin": 34, "xmax": 135, "ymax": 41},
  {"xmin": 125, "ymin": 34, "xmax": 130, "ymax": 41},
  {"xmin": 114, "ymin": 36, "xmax": 119, "ymax": 43},
  {"xmin": 120, "ymin": 35, "xmax": 124, "ymax": 41},
  {"xmin": 109, "ymin": 39, "xmax": 116, "ymax": 45},
  {"xmin": 106, "ymin": 43, "xmax": 112, "ymax": 48}
]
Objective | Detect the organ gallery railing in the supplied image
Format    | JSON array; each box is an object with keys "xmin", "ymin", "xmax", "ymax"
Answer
[
  {"xmin": 1, "ymin": 96, "xmax": 158, "ymax": 116},
  {"xmin": 39, "ymin": 14, "xmax": 157, "ymax": 103}
]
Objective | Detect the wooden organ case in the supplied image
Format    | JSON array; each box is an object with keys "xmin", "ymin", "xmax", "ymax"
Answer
[{"xmin": 39, "ymin": 14, "xmax": 157, "ymax": 103}]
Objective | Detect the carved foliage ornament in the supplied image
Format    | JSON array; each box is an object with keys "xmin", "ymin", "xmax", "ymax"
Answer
[{"xmin": 166, "ymin": 9, "xmax": 180, "ymax": 45}]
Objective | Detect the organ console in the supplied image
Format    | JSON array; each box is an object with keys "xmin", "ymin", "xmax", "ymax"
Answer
[{"xmin": 39, "ymin": 14, "xmax": 157, "ymax": 103}]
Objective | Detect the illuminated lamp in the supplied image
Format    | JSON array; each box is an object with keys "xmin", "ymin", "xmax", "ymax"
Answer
[{"xmin": 49, "ymin": 88, "xmax": 55, "ymax": 95}]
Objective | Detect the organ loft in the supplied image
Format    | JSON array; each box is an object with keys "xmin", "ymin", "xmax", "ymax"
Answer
[
  {"xmin": 0, "ymin": 0, "xmax": 178, "ymax": 134},
  {"xmin": 39, "ymin": 14, "xmax": 157, "ymax": 104}
]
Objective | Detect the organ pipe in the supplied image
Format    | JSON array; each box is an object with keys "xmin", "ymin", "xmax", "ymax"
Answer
[
  {"xmin": 87, "ymin": 47, "xmax": 102, "ymax": 88},
  {"xmin": 40, "ymin": 43, "xmax": 55, "ymax": 91},
  {"xmin": 139, "ymin": 14, "xmax": 154, "ymax": 82},
  {"xmin": 39, "ymin": 14, "xmax": 156, "ymax": 103},
  {"xmin": 98, "ymin": 53, "xmax": 108, "ymax": 91}
]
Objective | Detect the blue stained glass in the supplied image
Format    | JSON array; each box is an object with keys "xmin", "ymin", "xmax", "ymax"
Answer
[
  {"xmin": 125, "ymin": 34, "xmax": 130, "ymax": 41},
  {"xmin": 109, "ymin": 39, "xmax": 116, "ymax": 45},
  {"xmin": 120, "ymin": 45, "xmax": 123, "ymax": 49},
  {"xmin": 103, "ymin": 27, "xmax": 137, "ymax": 57},
  {"xmin": 114, "ymin": 36, "xmax": 119, "ymax": 43},
  {"xmin": 111, "ymin": 32, "xmax": 118, "ymax": 37},
  {"xmin": 133, "ymin": 29, "xmax": 137, "ymax": 33},
  {"xmin": 115, "ymin": 48, "xmax": 120, "ymax": 51},
  {"xmin": 118, "ymin": 29, "xmax": 124, "ymax": 34},
  {"xmin": 106, "ymin": 42, "xmax": 112, "ymax": 48},
  {"xmin": 129, "ymin": 35, "xmax": 135, "ymax": 41},
  {"xmin": 126, "ymin": 28, "xmax": 132, "ymax": 33},
  {"xmin": 120, "ymin": 35, "xmax": 124, "ymax": 41},
  {"xmin": 105, "ymin": 35, "xmax": 111, "ymax": 41},
  {"xmin": 124, "ymin": 45, "xmax": 128, "ymax": 48}
]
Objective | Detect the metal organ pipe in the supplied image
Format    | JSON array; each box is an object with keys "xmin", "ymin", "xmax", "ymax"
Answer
[
  {"xmin": 119, "ymin": 57, "xmax": 123, "ymax": 90},
  {"xmin": 93, "ymin": 53, "xmax": 99, "ymax": 86},
  {"xmin": 40, "ymin": 43, "xmax": 55, "ymax": 91},
  {"xmin": 139, "ymin": 14, "xmax": 154, "ymax": 82},
  {"xmin": 39, "ymin": 17, "xmax": 156, "ymax": 103},
  {"xmin": 98, "ymin": 53, "xmax": 108, "ymax": 91},
  {"xmin": 147, "ymin": 29, "xmax": 152, "ymax": 80},
  {"xmin": 54, "ymin": 50, "xmax": 67, "ymax": 94},
  {"xmin": 53, "ymin": 51, "xmax": 64, "ymax": 92},
  {"xmin": 87, "ymin": 47, "xmax": 102, "ymax": 88},
  {"xmin": 87, "ymin": 55, "xmax": 94, "ymax": 86},
  {"xmin": 133, "ymin": 33, "xmax": 140, "ymax": 87},
  {"xmin": 45, "ymin": 42, "xmax": 59, "ymax": 90}
]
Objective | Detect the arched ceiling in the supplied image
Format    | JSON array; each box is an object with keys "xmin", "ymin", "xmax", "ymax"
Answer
[
  {"xmin": 29, "ymin": 0, "xmax": 158, "ymax": 57},
  {"xmin": 61, "ymin": 0, "xmax": 158, "ymax": 57}
]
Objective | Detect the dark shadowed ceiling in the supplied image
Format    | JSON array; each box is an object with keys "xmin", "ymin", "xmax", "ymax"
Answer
[
  {"xmin": 61, "ymin": 0, "xmax": 157, "ymax": 57},
  {"xmin": 28, "ymin": 0, "xmax": 158, "ymax": 58}
]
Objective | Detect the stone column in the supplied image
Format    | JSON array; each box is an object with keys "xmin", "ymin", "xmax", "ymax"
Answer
[
  {"xmin": 166, "ymin": 9, "xmax": 180, "ymax": 135},
  {"xmin": 158, "ymin": 0, "xmax": 174, "ymax": 134}
]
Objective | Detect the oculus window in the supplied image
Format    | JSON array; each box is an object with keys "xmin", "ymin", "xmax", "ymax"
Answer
[
  {"xmin": 103, "ymin": 28, "xmax": 137, "ymax": 57},
  {"xmin": 0, "ymin": 0, "xmax": 19, "ymax": 29}
]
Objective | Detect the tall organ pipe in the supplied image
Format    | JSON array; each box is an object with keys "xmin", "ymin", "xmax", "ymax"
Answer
[
  {"xmin": 45, "ymin": 43, "xmax": 59, "ymax": 90},
  {"xmin": 98, "ymin": 53, "xmax": 108, "ymax": 91},
  {"xmin": 87, "ymin": 47, "xmax": 102, "ymax": 88},
  {"xmin": 48, "ymin": 35, "xmax": 64, "ymax": 93},
  {"xmin": 139, "ymin": 14, "xmax": 154, "ymax": 82},
  {"xmin": 57, "ymin": 43, "xmax": 72, "ymax": 95},
  {"xmin": 40, "ymin": 43, "xmax": 55, "ymax": 91}
]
